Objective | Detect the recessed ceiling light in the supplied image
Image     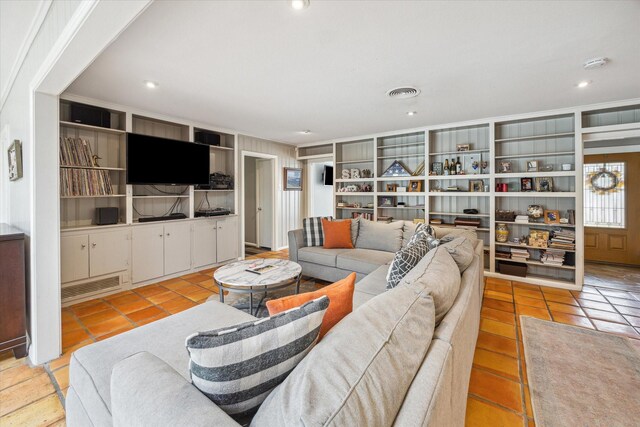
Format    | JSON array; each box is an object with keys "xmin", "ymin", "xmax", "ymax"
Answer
[
  {"xmin": 300, "ymin": 130, "xmax": 311, "ymax": 134},
  {"xmin": 291, "ymin": 0, "xmax": 309, "ymax": 10},
  {"xmin": 144, "ymin": 80, "xmax": 159, "ymax": 89},
  {"xmin": 577, "ymin": 80, "xmax": 591, "ymax": 88},
  {"xmin": 407, "ymin": 111, "xmax": 417, "ymax": 116}
]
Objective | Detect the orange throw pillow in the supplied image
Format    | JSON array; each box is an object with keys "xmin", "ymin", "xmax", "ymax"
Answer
[
  {"xmin": 321, "ymin": 218, "xmax": 353, "ymax": 249},
  {"xmin": 266, "ymin": 272, "xmax": 356, "ymax": 339}
]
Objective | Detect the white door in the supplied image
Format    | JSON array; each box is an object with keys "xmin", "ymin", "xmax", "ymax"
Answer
[
  {"xmin": 132, "ymin": 225, "xmax": 165, "ymax": 283},
  {"xmin": 217, "ymin": 217, "xmax": 238, "ymax": 263},
  {"xmin": 256, "ymin": 159, "xmax": 273, "ymax": 249},
  {"xmin": 164, "ymin": 221, "xmax": 192, "ymax": 275},
  {"xmin": 61, "ymin": 234, "xmax": 89, "ymax": 283},
  {"xmin": 89, "ymin": 229, "xmax": 131, "ymax": 277},
  {"xmin": 193, "ymin": 220, "xmax": 217, "ymax": 268}
]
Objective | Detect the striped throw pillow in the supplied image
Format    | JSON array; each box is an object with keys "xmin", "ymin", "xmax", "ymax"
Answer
[
  {"xmin": 185, "ymin": 296, "xmax": 329, "ymax": 420},
  {"xmin": 303, "ymin": 216, "xmax": 331, "ymax": 246}
]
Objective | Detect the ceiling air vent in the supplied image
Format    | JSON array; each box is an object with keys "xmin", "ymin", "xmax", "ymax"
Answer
[
  {"xmin": 386, "ymin": 86, "xmax": 421, "ymax": 99},
  {"xmin": 583, "ymin": 57, "xmax": 608, "ymax": 70}
]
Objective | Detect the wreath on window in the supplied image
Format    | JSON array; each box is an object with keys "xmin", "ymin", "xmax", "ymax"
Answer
[{"xmin": 586, "ymin": 167, "xmax": 623, "ymax": 195}]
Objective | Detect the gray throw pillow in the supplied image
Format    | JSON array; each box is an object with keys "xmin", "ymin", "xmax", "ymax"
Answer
[
  {"xmin": 186, "ymin": 297, "xmax": 329, "ymax": 420},
  {"xmin": 440, "ymin": 237, "xmax": 475, "ymax": 272},
  {"xmin": 355, "ymin": 219, "xmax": 403, "ymax": 252},
  {"xmin": 251, "ymin": 277, "xmax": 436, "ymax": 426},
  {"xmin": 399, "ymin": 246, "xmax": 461, "ymax": 324}
]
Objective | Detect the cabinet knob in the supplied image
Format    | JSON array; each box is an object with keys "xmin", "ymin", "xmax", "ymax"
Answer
[
  {"xmin": 81, "ymin": 244, "xmax": 86, "ymax": 249},
  {"xmin": 159, "ymin": 234, "xmax": 163, "ymax": 237},
  {"xmin": 92, "ymin": 243, "xmax": 97, "ymax": 248},
  {"xmin": 166, "ymin": 233, "xmax": 171, "ymax": 237}
]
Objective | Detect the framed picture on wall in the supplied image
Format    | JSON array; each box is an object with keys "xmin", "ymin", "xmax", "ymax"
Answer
[
  {"xmin": 283, "ymin": 167, "xmax": 302, "ymax": 191},
  {"xmin": 7, "ymin": 140, "xmax": 23, "ymax": 181}
]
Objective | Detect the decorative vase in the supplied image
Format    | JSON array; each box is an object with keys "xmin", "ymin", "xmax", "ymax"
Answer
[{"xmin": 496, "ymin": 223, "xmax": 509, "ymax": 243}]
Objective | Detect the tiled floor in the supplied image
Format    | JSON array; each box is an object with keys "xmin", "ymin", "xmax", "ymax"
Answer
[{"xmin": 1, "ymin": 256, "xmax": 638, "ymax": 426}]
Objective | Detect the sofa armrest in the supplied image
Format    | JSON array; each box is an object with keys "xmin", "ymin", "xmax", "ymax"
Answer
[
  {"xmin": 288, "ymin": 229, "xmax": 305, "ymax": 262},
  {"xmin": 111, "ymin": 352, "xmax": 239, "ymax": 427}
]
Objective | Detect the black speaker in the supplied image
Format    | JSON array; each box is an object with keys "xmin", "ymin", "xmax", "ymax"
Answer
[
  {"xmin": 194, "ymin": 130, "xmax": 221, "ymax": 146},
  {"xmin": 70, "ymin": 103, "xmax": 111, "ymax": 128},
  {"xmin": 95, "ymin": 207, "xmax": 119, "ymax": 225}
]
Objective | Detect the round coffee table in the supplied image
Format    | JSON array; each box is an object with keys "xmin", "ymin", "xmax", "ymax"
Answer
[{"xmin": 214, "ymin": 258, "xmax": 302, "ymax": 315}]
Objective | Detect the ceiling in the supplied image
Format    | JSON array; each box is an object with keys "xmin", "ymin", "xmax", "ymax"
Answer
[{"xmin": 66, "ymin": 0, "xmax": 640, "ymax": 145}]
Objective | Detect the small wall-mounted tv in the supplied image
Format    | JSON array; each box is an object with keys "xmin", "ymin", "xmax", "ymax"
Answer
[
  {"xmin": 323, "ymin": 165, "xmax": 334, "ymax": 186},
  {"xmin": 126, "ymin": 133, "xmax": 210, "ymax": 185}
]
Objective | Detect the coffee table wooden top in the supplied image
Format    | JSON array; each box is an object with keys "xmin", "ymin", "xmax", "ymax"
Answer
[{"xmin": 213, "ymin": 258, "xmax": 302, "ymax": 288}]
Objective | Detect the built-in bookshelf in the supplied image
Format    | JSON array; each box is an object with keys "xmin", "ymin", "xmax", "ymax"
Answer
[{"xmin": 334, "ymin": 139, "xmax": 375, "ymax": 220}]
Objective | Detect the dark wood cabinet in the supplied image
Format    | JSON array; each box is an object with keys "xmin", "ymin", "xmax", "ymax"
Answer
[{"xmin": 0, "ymin": 224, "xmax": 27, "ymax": 358}]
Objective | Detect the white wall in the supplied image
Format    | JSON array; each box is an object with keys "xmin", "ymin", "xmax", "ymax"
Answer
[
  {"xmin": 238, "ymin": 135, "xmax": 302, "ymax": 250},
  {"xmin": 309, "ymin": 160, "xmax": 333, "ymax": 217}
]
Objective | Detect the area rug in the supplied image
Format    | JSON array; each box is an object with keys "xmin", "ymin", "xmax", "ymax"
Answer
[{"xmin": 521, "ymin": 316, "xmax": 640, "ymax": 427}]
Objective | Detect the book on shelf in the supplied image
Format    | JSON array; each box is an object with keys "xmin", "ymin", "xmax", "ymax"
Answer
[
  {"xmin": 454, "ymin": 217, "xmax": 481, "ymax": 227},
  {"xmin": 377, "ymin": 216, "xmax": 393, "ymax": 223},
  {"xmin": 515, "ymin": 215, "xmax": 529, "ymax": 223},
  {"xmin": 429, "ymin": 218, "xmax": 443, "ymax": 225},
  {"xmin": 540, "ymin": 248, "xmax": 566, "ymax": 266},
  {"xmin": 510, "ymin": 247, "xmax": 530, "ymax": 260},
  {"xmin": 352, "ymin": 212, "xmax": 373, "ymax": 220},
  {"xmin": 496, "ymin": 251, "xmax": 511, "ymax": 259}
]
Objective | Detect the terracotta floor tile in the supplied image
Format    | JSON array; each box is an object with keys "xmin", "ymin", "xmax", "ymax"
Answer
[
  {"xmin": 0, "ymin": 364, "xmax": 45, "ymax": 390},
  {"xmin": 573, "ymin": 292, "xmax": 608, "ymax": 303},
  {"xmin": 103, "ymin": 290, "xmax": 135, "ymax": 301},
  {"xmin": 472, "ymin": 348, "xmax": 520, "ymax": 381},
  {"xmin": 133, "ymin": 284, "xmax": 166, "ymax": 298},
  {"xmin": 486, "ymin": 277, "xmax": 513, "ymax": 286},
  {"xmin": 136, "ymin": 312, "xmax": 169, "ymax": 326},
  {"xmin": 161, "ymin": 279, "xmax": 194, "ymax": 291},
  {"xmin": 485, "ymin": 282, "xmax": 513, "ymax": 294},
  {"xmin": 61, "ymin": 317, "xmax": 83, "ymax": 333},
  {"xmin": 97, "ymin": 325, "xmax": 136, "ymax": 341},
  {"xmin": 469, "ymin": 368, "xmax": 523, "ymax": 413},
  {"xmin": 69, "ymin": 300, "xmax": 111, "ymax": 318},
  {"xmin": 85, "ymin": 315, "xmax": 132, "ymax": 337},
  {"xmin": 107, "ymin": 293, "xmax": 144, "ymax": 306},
  {"xmin": 591, "ymin": 319, "xmax": 640, "ymax": 338},
  {"xmin": 476, "ymin": 331, "xmax": 518, "ymax": 358},
  {"xmin": 173, "ymin": 284, "xmax": 205, "ymax": 296},
  {"xmin": 181, "ymin": 273, "xmax": 211, "ymax": 283},
  {"xmin": 542, "ymin": 293, "xmax": 578, "ymax": 306},
  {"xmin": 516, "ymin": 306, "xmax": 552, "ymax": 321},
  {"xmin": 481, "ymin": 307, "xmax": 516, "ymax": 325},
  {"xmin": 159, "ymin": 296, "xmax": 197, "ymax": 314},
  {"xmin": 513, "ymin": 288, "xmax": 544, "ymax": 300},
  {"xmin": 79, "ymin": 308, "xmax": 121, "ymax": 326},
  {"xmin": 184, "ymin": 289, "xmax": 215, "ymax": 302},
  {"xmin": 156, "ymin": 277, "xmax": 190, "ymax": 287},
  {"xmin": 480, "ymin": 318, "xmax": 517, "ymax": 339},
  {"xmin": 483, "ymin": 298, "xmax": 515, "ymax": 313},
  {"xmin": 0, "ymin": 393, "xmax": 64, "ymax": 426},
  {"xmin": 146, "ymin": 290, "xmax": 180, "ymax": 304},
  {"xmin": 614, "ymin": 305, "xmax": 640, "ymax": 317},
  {"xmin": 514, "ymin": 295, "xmax": 547, "ymax": 309},
  {"xmin": 577, "ymin": 299, "xmax": 616, "ymax": 312},
  {"xmin": 465, "ymin": 396, "xmax": 525, "ymax": 427},
  {"xmin": 62, "ymin": 329, "xmax": 92, "ymax": 350},
  {"xmin": 127, "ymin": 306, "xmax": 165, "ymax": 323},
  {"xmin": 540, "ymin": 287, "xmax": 573, "ymax": 297},
  {"xmin": 512, "ymin": 282, "xmax": 541, "ymax": 291},
  {"xmin": 52, "ymin": 366, "xmax": 69, "ymax": 390},
  {"xmin": 0, "ymin": 373, "xmax": 55, "ymax": 417},
  {"xmin": 607, "ymin": 297, "xmax": 640, "ymax": 309},
  {"xmin": 48, "ymin": 340, "xmax": 91, "ymax": 371},
  {"xmin": 524, "ymin": 386, "xmax": 533, "ymax": 418},
  {"xmin": 112, "ymin": 298, "xmax": 153, "ymax": 314},
  {"xmin": 624, "ymin": 315, "xmax": 640, "ymax": 327},
  {"xmin": 551, "ymin": 312, "xmax": 594, "ymax": 329},
  {"xmin": 546, "ymin": 302, "xmax": 586, "ymax": 316},
  {"xmin": 197, "ymin": 267, "xmax": 215, "ymax": 275},
  {"xmin": 583, "ymin": 308, "xmax": 628, "ymax": 324},
  {"xmin": 484, "ymin": 290, "xmax": 514, "ymax": 303}
]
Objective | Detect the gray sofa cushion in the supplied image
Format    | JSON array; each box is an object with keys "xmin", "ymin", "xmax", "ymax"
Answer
[
  {"xmin": 355, "ymin": 264, "xmax": 389, "ymax": 296},
  {"xmin": 336, "ymin": 249, "xmax": 394, "ymax": 274},
  {"xmin": 432, "ymin": 226, "xmax": 477, "ymax": 241},
  {"xmin": 251, "ymin": 275, "xmax": 436, "ymax": 426},
  {"xmin": 399, "ymin": 246, "xmax": 461, "ymax": 324},
  {"xmin": 298, "ymin": 246, "xmax": 351, "ymax": 267},
  {"xmin": 69, "ymin": 301, "xmax": 256, "ymax": 425},
  {"xmin": 355, "ymin": 219, "xmax": 403, "ymax": 252},
  {"xmin": 440, "ymin": 237, "xmax": 475, "ymax": 272}
]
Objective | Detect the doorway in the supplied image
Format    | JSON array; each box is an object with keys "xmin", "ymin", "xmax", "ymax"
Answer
[
  {"xmin": 242, "ymin": 152, "xmax": 276, "ymax": 254},
  {"xmin": 307, "ymin": 158, "xmax": 334, "ymax": 217}
]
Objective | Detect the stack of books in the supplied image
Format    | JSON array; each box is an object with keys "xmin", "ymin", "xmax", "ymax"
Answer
[
  {"xmin": 541, "ymin": 248, "xmax": 566, "ymax": 266},
  {"xmin": 352, "ymin": 212, "xmax": 372, "ymax": 220},
  {"xmin": 495, "ymin": 250, "xmax": 511, "ymax": 260},
  {"xmin": 377, "ymin": 216, "xmax": 393, "ymax": 223},
  {"xmin": 454, "ymin": 217, "xmax": 481, "ymax": 228},
  {"xmin": 515, "ymin": 215, "xmax": 529, "ymax": 224},
  {"xmin": 510, "ymin": 247, "xmax": 530, "ymax": 261},
  {"xmin": 549, "ymin": 230, "xmax": 576, "ymax": 250},
  {"xmin": 429, "ymin": 218, "xmax": 443, "ymax": 225}
]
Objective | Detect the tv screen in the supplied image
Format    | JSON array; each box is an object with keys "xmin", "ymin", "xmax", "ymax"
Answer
[
  {"xmin": 126, "ymin": 133, "xmax": 210, "ymax": 185},
  {"xmin": 323, "ymin": 165, "xmax": 333, "ymax": 186}
]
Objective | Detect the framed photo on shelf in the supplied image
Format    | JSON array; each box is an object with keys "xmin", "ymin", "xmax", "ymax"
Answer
[
  {"xmin": 283, "ymin": 167, "xmax": 303, "ymax": 191},
  {"xmin": 544, "ymin": 209, "xmax": 560, "ymax": 224},
  {"xmin": 379, "ymin": 196, "xmax": 396, "ymax": 207},
  {"xmin": 465, "ymin": 154, "xmax": 481, "ymax": 175},
  {"xmin": 386, "ymin": 183, "xmax": 398, "ymax": 192},
  {"xmin": 456, "ymin": 144, "xmax": 470, "ymax": 152},
  {"xmin": 534, "ymin": 177, "xmax": 554, "ymax": 192},
  {"xmin": 520, "ymin": 177, "xmax": 533, "ymax": 192},
  {"xmin": 432, "ymin": 162, "xmax": 443, "ymax": 175},
  {"xmin": 408, "ymin": 180, "xmax": 423, "ymax": 192},
  {"xmin": 499, "ymin": 161, "xmax": 512, "ymax": 173},
  {"xmin": 527, "ymin": 160, "xmax": 539, "ymax": 172},
  {"xmin": 468, "ymin": 179, "xmax": 484, "ymax": 192}
]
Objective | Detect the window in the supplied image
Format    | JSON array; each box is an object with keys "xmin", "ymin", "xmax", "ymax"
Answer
[{"xmin": 583, "ymin": 162, "xmax": 625, "ymax": 228}]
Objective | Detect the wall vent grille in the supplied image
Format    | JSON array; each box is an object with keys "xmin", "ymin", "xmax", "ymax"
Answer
[{"xmin": 62, "ymin": 276, "xmax": 121, "ymax": 300}]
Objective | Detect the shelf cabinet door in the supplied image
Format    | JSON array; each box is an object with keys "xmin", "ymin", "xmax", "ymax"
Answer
[
  {"xmin": 216, "ymin": 217, "xmax": 238, "ymax": 263},
  {"xmin": 164, "ymin": 222, "xmax": 192, "ymax": 275},
  {"xmin": 132, "ymin": 225, "xmax": 165, "ymax": 283},
  {"xmin": 192, "ymin": 221, "xmax": 217, "ymax": 269},
  {"xmin": 61, "ymin": 235, "xmax": 90, "ymax": 283},
  {"xmin": 89, "ymin": 229, "xmax": 131, "ymax": 278}
]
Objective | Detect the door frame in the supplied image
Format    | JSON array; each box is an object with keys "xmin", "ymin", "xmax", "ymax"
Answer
[
  {"xmin": 255, "ymin": 158, "xmax": 274, "ymax": 250},
  {"xmin": 241, "ymin": 151, "xmax": 278, "ymax": 258}
]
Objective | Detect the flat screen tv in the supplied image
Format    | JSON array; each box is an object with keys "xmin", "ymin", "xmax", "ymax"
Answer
[
  {"xmin": 126, "ymin": 133, "xmax": 210, "ymax": 185},
  {"xmin": 323, "ymin": 165, "xmax": 333, "ymax": 186}
]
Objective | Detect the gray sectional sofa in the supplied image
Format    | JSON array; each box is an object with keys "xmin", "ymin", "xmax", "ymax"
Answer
[{"xmin": 66, "ymin": 220, "xmax": 483, "ymax": 427}]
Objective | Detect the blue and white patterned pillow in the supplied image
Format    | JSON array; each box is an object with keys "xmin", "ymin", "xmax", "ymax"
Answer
[
  {"xmin": 186, "ymin": 296, "xmax": 329, "ymax": 420},
  {"xmin": 386, "ymin": 223, "xmax": 439, "ymax": 289}
]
